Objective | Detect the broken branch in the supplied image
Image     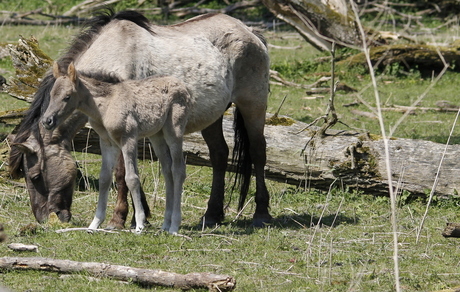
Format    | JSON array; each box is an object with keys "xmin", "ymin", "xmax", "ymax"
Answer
[{"xmin": 0, "ymin": 257, "xmax": 236, "ymax": 291}]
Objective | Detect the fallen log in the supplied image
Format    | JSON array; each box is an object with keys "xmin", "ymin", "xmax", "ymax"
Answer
[
  {"xmin": 338, "ymin": 43, "xmax": 460, "ymax": 72},
  {"xmin": 0, "ymin": 257, "xmax": 236, "ymax": 291},
  {"xmin": 6, "ymin": 37, "xmax": 460, "ymax": 198},
  {"xmin": 70, "ymin": 112, "xmax": 460, "ymax": 198}
]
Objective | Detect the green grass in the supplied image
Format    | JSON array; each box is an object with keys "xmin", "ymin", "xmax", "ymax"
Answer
[{"xmin": 2, "ymin": 169, "xmax": 460, "ymax": 291}]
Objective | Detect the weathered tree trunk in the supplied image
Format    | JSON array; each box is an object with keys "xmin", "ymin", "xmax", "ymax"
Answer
[
  {"xmin": 338, "ymin": 43, "xmax": 460, "ymax": 72},
  {"xmin": 262, "ymin": 0, "xmax": 366, "ymax": 51},
  {"xmin": 262, "ymin": 0, "xmax": 460, "ymax": 71},
  {"xmin": 0, "ymin": 257, "xmax": 236, "ymax": 291}
]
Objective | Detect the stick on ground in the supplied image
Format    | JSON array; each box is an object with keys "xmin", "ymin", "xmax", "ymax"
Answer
[{"xmin": 0, "ymin": 257, "xmax": 236, "ymax": 291}]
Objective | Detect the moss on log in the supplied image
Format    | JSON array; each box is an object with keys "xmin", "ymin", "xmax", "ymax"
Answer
[
  {"xmin": 6, "ymin": 36, "xmax": 52, "ymax": 102},
  {"xmin": 339, "ymin": 43, "xmax": 460, "ymax": 72}
]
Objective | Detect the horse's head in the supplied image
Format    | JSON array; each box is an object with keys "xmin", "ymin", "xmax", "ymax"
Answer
[
  {"xmin": 12, "ymin": 133, "xmax": 76, "ymax": 223},
  {"xmin": 42, "ymin": 62, "xmax": 80, "ymax": 131}
]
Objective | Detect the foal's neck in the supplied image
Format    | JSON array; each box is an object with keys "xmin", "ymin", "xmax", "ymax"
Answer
[{"xmin": 77, "ymin": 76, "xmax": 115, "ymax": 121}]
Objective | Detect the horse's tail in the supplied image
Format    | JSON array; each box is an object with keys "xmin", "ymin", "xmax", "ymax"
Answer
[{"xmin": 232, "ymin": 107, "xmax": 253, "ymax": 211}]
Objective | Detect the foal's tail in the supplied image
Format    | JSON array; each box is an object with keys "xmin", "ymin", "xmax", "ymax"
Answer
[{"xmin": 232, "ymin": 107, "xmax": 252, "ymax": 211}]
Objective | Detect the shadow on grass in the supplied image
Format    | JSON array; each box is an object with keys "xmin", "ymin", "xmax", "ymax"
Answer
[{"xmin": 181, "ymin": 212, "xmax": 359, "ymax": 236}]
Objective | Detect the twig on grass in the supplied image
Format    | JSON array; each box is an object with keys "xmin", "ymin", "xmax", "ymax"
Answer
[{"xmin": 55, "ymin": 228, "xmax": 121, "ymax": 234}]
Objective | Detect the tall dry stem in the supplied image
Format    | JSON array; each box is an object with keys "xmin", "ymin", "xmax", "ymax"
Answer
[{"xmin": 350, "ymin": 1, "xmax": 400, "ymax": 291}]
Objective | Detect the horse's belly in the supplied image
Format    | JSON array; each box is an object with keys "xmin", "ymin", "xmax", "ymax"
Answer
[{"xmin": 184, "ymin": 99, "xmax": 230, "ymax": 134}]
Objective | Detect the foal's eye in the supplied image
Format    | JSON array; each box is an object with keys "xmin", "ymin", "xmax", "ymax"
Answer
[{"xmin": 63, "ymin": 95, "xmax": 71, "ymax": 102}]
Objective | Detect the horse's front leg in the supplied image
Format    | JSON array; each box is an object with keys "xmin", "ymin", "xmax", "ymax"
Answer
[
  {"xmin": 88, "ymin": 139, "xmax": 119, "ymax": 230},
  {"xmin": 107, "ymin": 153, "xmax": 151, "ymax": 230},
  {"xmin": 121, "ymin": 137, "xmax": 146, "ymax": 234}
]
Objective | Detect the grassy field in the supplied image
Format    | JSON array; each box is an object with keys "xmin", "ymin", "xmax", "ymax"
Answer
[{"xmin": 1, "ymin": 4, "xmax": 460, "ymax": 292}]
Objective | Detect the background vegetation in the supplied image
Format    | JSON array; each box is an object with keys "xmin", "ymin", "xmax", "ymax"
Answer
[{"xmin": 1, "ymin": 1, "xmax": 460, "ymax": 291}]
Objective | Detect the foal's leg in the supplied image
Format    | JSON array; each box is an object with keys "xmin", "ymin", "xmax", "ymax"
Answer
[
  {"xmin": 201, "ymin": 117, "xmax": 229, "ymax": 226},
  {"xmin": 162, "ymin": 118, "xmax": 186, "ymax": 234},
  {"xmin": 88, "ymin": 139, "xmax": 119, "ymax": 230},
  {"xmin": 120, "ymin": 137, "xmax": 146, "ymax": 233},
  {"xmin": 150, "ymin": 134, "xmax": 176, "ymax": 233}
]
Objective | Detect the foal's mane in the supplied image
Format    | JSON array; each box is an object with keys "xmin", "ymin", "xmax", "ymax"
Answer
[{"xmin": 9, "ymin": 9, "xmax": 153, "ymax": 178}]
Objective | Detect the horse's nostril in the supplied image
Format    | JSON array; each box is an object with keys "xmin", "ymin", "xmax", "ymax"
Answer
[{"xmin": 42, "ymin": 116, "xmax": 55, "ymax": 129}]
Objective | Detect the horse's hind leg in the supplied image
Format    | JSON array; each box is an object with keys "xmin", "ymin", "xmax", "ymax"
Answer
[
  {"xmin": 201, "ymin": 116, "xmax": 229, "ymax": 226},
  {"xmin": 239, "ymin": 108, "xmax": 272, "ymax": 226},
  {"xmin": 107, "ymin": 154, "xmax": 151, "ymax": 230}
]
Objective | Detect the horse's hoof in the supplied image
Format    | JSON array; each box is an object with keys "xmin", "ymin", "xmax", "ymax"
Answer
[
  {"xmin": 200, "ymin": 216, "xmax": 222, "ymax": 228},
  {"xmin": 134, "ymin": 226, "xmax": 144, "ymax": 234},
  {"xmin": 130, "ymin": 220, "xmax": 151, "ymax": 230},
  {"xmin": 252, "ymin": 214, "xmax": 273, "ymax": 228},
  {"xmin": 106, "ymin": 222, "xmax": 124, "ymax": 230}
]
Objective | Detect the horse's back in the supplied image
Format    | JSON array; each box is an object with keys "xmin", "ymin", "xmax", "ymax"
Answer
[{"xmin": 76, "ymin": 13, "xmax": 269, "ymax": 132}]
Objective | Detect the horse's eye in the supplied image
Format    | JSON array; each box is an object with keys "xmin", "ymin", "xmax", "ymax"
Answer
[{"xmin": 64, "ymin": 95, "xmax": 71, "ymax": 102}]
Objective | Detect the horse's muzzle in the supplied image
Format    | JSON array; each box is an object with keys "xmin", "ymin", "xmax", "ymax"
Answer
[{"xmin": 42, "ymin": 116, "xmax": 56, "ymax": 130}]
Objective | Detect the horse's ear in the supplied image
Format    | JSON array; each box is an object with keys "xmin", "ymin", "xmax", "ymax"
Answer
[
  {"xmin": 68, "ymin": 62, "xmax": 77, "ymax": 84},
  {"xmin": 12, "ymin": 140, "xmax": 39, "ymax": 154},
  {"xmin": 13, "ymin": 135, "xmax": 40, "ymax": 154},
  {"xmin": 52, "ymin": 62, "xmax": 60, "ymax": 78}
]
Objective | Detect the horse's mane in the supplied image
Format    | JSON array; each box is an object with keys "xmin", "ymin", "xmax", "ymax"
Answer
[
  {"xmin": 57, "ymin": 9, "xmax": 153, "ymax": 74},
  {"xmin": 79, "ymin": 71, "xmax": 123, "ymax": 84},
  {"xmin": 9, "ymin": 9, "xmax": 153, "ymax": 178}
]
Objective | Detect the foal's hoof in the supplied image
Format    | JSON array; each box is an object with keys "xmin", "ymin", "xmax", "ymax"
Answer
[{"xmin": 252, "ymin": 213, "xmax": 273, "ymax": 228}]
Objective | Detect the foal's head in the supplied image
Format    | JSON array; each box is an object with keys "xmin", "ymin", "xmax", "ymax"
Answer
[{"xmin": 42, "ymin": 62, "xmax": 80, "ymax": 131}]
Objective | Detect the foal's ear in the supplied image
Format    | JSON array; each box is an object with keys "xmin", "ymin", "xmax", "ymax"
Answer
[
  {"xmin": 68, "ymin": 62, "xmax": 77, "ymax": 84},
  {"xmin": 52, "ymin": 62, "xmax": 61, "ymax": 78}
]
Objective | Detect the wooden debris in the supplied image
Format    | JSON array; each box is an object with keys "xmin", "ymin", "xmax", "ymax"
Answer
[
  {"xmin": 0, "ymin": 9, "xmax": 83, "ymax": 26},
  {"xmin": 0, "ymin": 224, "xmax": 6, "ymax": 243},
  {"xmin": 0, "ymin": 257, "xmax": 236, "ymax": 291},
  {"xmin": 349, "ymin": 109, "xmax": 377, "ymax": 119},
  {"xmin": 267, "ymin": 44, "xmax": 302, "ymax": 50},
  {"xmin": 7, "ymin": 243, "xmax": 39, "ymax": 252},
  {"xmin": 339, "ymin": 44, "xmax": 460, "ymax": 72},
  {"xmin": 442, "ymin": 223, "xmax": 460, "ymax": 238}
]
